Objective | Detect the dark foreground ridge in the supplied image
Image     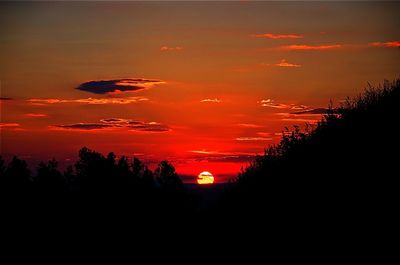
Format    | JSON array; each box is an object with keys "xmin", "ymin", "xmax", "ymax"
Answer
[
  {"xmin": 1, "ymin": 79, "xmax": 399, "ymax": 232},
  {"xmin": 220, "ymin": 79, "xmax": 399, "ymax": 224}
]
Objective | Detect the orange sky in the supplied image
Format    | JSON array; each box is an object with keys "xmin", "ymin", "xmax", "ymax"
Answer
[{"xmin": 1, "ymin": 2, "xmax": 399, "ymax": 182}]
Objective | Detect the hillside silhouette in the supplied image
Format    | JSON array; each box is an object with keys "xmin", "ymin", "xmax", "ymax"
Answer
[
  {"xmin": 1, "ymin": 79, "xmax": 399, "ymax": 227},
  {"xmin": 218, "ymin": 79, "xmax": 399, "ymax": 227}
]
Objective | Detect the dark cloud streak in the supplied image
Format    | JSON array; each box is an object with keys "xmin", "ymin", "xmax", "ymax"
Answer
[
  {"xmin": 291, "ymin": 108, "xmax": 334, "ymax": 115},
  {"xmin": 56, "ymin": 123, "xmax": 112, "ymax": 130},
  {"xmin": 76, "ymin": 78, "xmax": 164, "ymax": 94},
  {"xmin": 55, "ymin": 119, "xmax": 170, "ymax": 132}
]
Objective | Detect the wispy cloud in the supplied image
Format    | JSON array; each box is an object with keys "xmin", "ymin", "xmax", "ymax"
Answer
[
  {"xmin": 188, "ymin": 149, "xmax": 242, "ymax": 156},
  {"xmin": 188, "ymin": 149, "xmax": 254, "ymax": 156},
  {"xmin": 259, "ymin": 99, "xmax": 289, "ymax": 109},
  {"xmin": 274, "ymin": 59, "xmax": 301, "ymax": 68},
  {"xmin": 291, "ymin": 108, "xmax": 332, "ymax": 115},
  {"xmin": 257, "ymin": 132, "xmax": 272, "ymax": 137},
  {"xmin": 259, "ymin": 99, "xmax": 308, "ymax": 110},
  {"xmin": 188, "ymin": 150, "xmax": 256, "ymax": 163},
  {"xmin": 189, "ymin": 150, "xmax": 227, "ymax": 155},
  {"xmin": 236, "ymin": 123, "xmax": 263, "ymax": 128},
  {"xmin": 76, "ymin": 78, "xmax": 165, "ymax": 94},
  {"xmin": 231, "ymin": 59, "xmax": 301, "ymax": 72},
  {"xmin": 0, "ymin": 97, "xmax": 13, "ymax": 101},
  {"xmin": 0, "ymin": 122, "xmax": 20, "ymax": 128},
  {"xmin": 290, "ymin": 105, "xmax": 308, "ymax": 110},
  {"xmin": 54, "ymin": 118, "xmax": 170, "ymax": 132},
  {"xmin": 160, "ymin": 46, "xmax": 183, "ymax": 52},
  {"xmin": 25, "ymin": 113, "xmax": 48, "ymax": 117},
  {"xmin": 99, "ymin": 118, "xmax": 131, "ymax": 124},
  {"xmin": 278, "ymin": 44, "xmax": 342, "ymax": 51},
  {"xmin": 276, "ymin": 111, "xmax": 324, "ymax": 123},
  {"xmin": 263, "ymin": 41, "xmax": 399, "ymax": 53},
  {"xmin": 103, "ymin": 119, "xmax": 170, "ymax": 132},
  {"xmin": 281, "ymin": 118, "xmax": 319, "ymax": 123},
  {"xmin": 0, "ymin": 123, "xmax": 24, "ymax": 131},
  {"xmin": 236, "ymin": 137, "xmax": 272, "ymax": 141},
  {"xmin": 200, "ymin": 98, "xmax": 222, "ymax": 103},
  {"xmin": 28, "ymin": 97, "xmax": 149, "ymax": 105},
  {"xmin": 252, "ymin": 33, "xmax": 304, "ymax": 39},
  {"xmin": 369, "ymin": 41, "xmax": 400, "ymax": 48},
  {"xmin": 126, "ymin": 121, "xmax": 169, "ymax": 132}
]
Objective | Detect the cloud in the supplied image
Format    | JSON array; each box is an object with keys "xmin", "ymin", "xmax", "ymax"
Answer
[
  {"xmin": 54, "ymin": 118, "xmax": 170, "ymax": 132},
  {"xmin": 236, "ymin": 123, "xmax": 263, "ymax": 128},
  {"xmin": 0, "ymin": 123, "xmax": 25, "ymax": 131},
  {"xmin": 0, "ymin": 97, "xmax": 13, "ymax": 101},
  {"xmin": 0, "ymin": 123, "xmax": 20, "ymax": 128},
  {"xmin": 281, "ymin": 118, "xmax": 319, "ymax": 123},
  {"xmin": 369, "ymin": 41, "xmax": 400, "ymax": 48},
  {"xmin": 187, "ymin": 150, "xmax": 256, "ymax": 163},
  {"xmin": 200, "ymin": 98, "xmax": 222, "ymax": 103},
  {"xmin": 259, "ymin": 99, "xmax": 308, "ymax": 110},
  {"xmin": 236, "ymin": 137, "xmax": 272, "ymax": 141},
  {"xmin": 276, "ymin": 110, "xmax": 325, "ymax": 123},
  {"xmin": 101, "ymin": 118, "xmax": 169, "ymax": 132},
  {"xmin": 252, "ymin": 33, "xmax": 304, "ymax": 39},
  {"xmin": 188, "ymin": 150, "xmax": 222, "ymax": 155},
  {"xmin": 100, "ymin": 119, "xmax": 170, "ymax": 132},
  {"xmin": 290, "ymin": 105, "xmax": 308, "ymax": 110},
  {"xmin": 291, "ymin": 108, "xmax": 332, "ymax": 115},
  {"xmin": 127, "ymin": 121, "xmax": 169, "ymax": 132},
  {"xmin": 204, "ymin": 155, "xmax": 255, "ymax": 163},
  {"xmin": 28, "ymin": 97, "xmax": 149, "ymax": 105},
  {"xmin": 231, "ymin": 59, "xmax": 301, "ymax": 72},
  {"xmin": 160, "ymin": 46, "xmax": 183, "ymax": 52},
  {"xmin": 256, "ymin": 132, "xmax": 271, "ymax": 137},
  {"xmin": 274, "ymin": 59, "xmax": 301, "ymax": 68},
  {"xmin": 285, "ymin": 108, "xmax": 339, "ymax": 125},
  {"xmin": 76, "ymin": 78, "xmax": 165, "ymax": 94},
  {"xmin": 25, "ymin": 113, "xmax": 48, "ymax": 117},
  {"xmin": 278, "ymin": 44, "xmax": 342, "ymax": 51},
  {"xmin": 99, "ymin": 118, "xmax": 130, "ymax": 123},
  {"xmin": 259, "ymin": 99, "xmax": 290, "ymax": 109},
  {"xmin": 55, "ymin": 123, "xmax": 112, "ymax": 130}
]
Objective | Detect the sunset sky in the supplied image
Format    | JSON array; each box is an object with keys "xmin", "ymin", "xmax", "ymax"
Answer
[{"xmin": 1, "ymin": 1, "xmax": 399, "ymax": 183}]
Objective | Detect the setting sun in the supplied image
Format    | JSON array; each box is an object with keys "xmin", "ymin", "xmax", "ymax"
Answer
[{"xmin": 197, "ymin": 171, "xmax": 215, "ymax": 185}]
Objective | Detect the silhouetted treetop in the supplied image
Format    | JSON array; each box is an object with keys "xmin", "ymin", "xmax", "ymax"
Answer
[{"xmin": 155, "ymin": 160, "xmax": 183, "ymax": 190}]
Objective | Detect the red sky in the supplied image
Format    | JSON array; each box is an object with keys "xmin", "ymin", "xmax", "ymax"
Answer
[{"xmin": 1, "ymin": 2, "xmax": 399, "ymax": 183}]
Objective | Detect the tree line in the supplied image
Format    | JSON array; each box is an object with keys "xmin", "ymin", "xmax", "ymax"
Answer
[{"xmin": 0, "ymin": 147, "xmax": 191, "ymax": 217}]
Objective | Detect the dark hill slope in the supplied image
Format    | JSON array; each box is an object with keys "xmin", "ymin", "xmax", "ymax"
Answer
[{"xmin": 221, "ymin": 79, "xmax": 399, "ymax": 222}]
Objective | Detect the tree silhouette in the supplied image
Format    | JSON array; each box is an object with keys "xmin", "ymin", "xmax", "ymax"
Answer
[
  {"xmin": 35, "ymin": 158, "xmax": 66, "ymax": 194},
  {"xmin": 3, "ymin": 156, "xmax": 32, "ymax": 193},
  {"xmin": 74, "ymin": 147, "xmax": 109, "ymax": 192},
  {"xmin": 155, "ymin": 160, "xmax": 182, "ymax": 191}
]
